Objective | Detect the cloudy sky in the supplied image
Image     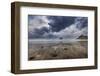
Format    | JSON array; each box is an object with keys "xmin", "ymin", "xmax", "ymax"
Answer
[{"xmin": 28, "ymin": 15, "xmax": 88, "ymax": 39}]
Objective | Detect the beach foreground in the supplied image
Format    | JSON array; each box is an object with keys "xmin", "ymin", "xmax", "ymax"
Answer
[{"xmin": 28, "ymin": 40, "xmax": 88, "ymax": 60}]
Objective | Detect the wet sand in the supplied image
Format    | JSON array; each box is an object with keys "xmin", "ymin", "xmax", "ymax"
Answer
[{"xmin": 28, "ymin": 40, "xmax": 88, "ymax": 60}]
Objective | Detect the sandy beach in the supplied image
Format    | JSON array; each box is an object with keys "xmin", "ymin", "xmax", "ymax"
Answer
[{"xmin": 28, "ymin": 39, "xmax": 88, "ymax": 60}]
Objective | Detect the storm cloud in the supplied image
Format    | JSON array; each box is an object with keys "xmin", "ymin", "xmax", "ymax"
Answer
[{"xmin": 28, "ymin": 15, "xmax": 88, "ymax": 39}]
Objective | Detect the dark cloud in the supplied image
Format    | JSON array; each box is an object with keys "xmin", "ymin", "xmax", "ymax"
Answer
[
  {"xmin": 48, "ymin": 16, "xmax": 76, "ymax": 32},
  {"xmin": 28, "ymin": 27, "xmax": 50, "ymax": 39},
  {"xmin": 28, "ymin": 15, "xmax": 88, "ymax": 39},
  {"xmin": 75, "ymin": 17, "xmax": 88, "ymax": 29}
]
